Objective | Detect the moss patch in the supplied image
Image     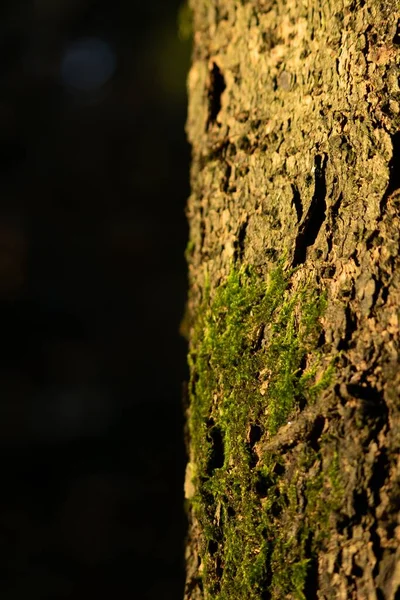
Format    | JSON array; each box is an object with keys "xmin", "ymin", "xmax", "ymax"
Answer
[{"xmin": 186, "ymin": 262, "xmax": 341, "ymax": 599}]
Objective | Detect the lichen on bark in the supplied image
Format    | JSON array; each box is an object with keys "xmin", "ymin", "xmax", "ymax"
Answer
[{"xmin": 184, "ymin": 0, "xmax": 400, "ymax": 598}]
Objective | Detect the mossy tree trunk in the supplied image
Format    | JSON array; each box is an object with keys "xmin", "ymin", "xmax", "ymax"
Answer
[{"xmin": 183, "ymin": 1, "xmax": 400, "ymax": 599}]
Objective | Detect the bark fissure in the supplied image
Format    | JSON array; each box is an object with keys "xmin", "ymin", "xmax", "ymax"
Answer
[
  {"xmin": 292, "ymin": 153, "xmax": 327, "ymax": 267},
  {"xmin": 207, "ymin": 63, "xmax": 226, "ymax": 130}
]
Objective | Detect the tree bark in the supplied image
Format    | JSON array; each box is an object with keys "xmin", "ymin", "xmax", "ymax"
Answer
[{"xmin": 183, "ymin": 1, "xmax": 400, "ymax": 598}]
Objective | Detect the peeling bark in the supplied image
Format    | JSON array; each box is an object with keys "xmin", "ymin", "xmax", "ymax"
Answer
[{"xmin": 184, "ymin": 1, "xmax": 400, "ymax": 598}]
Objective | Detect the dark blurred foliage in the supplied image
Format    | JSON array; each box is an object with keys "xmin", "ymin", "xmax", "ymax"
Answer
[{"xmin": 0, "ymin": 0, "xmax": 191, "ymax": 598}]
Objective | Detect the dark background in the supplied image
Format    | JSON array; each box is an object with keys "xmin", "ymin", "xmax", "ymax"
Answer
[{"xmin": 0, "ymin": 1, "xmax": 191, "ymax": 598}]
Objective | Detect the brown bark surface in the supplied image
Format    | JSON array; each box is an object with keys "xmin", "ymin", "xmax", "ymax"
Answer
[{"xmin": 184, "ymin": 1, "xmax": 400, "ymax": 598}]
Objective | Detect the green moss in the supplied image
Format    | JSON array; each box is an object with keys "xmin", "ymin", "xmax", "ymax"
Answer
[
  {"xmin": 187, "ymin": 261, "xmax": 340, "ymax": 599},
  {"xmin": 185, "ymin": 239, "xmax": 195, "ymax": 261}
]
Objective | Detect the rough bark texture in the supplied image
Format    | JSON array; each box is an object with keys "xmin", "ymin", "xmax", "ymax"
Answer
[{"xmin": 183, "ymin": 1, "xmax": 400, "ymax": 599}]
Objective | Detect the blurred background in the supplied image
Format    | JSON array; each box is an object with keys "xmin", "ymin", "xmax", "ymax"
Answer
[{"xmin": 0, "ymin": 0, "xmax": 191, "ymax": 598}]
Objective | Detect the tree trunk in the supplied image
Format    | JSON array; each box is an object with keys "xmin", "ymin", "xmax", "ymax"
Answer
[{"xmin": 183, "ymin": 0, "xmax": 400, "ymax": 598}]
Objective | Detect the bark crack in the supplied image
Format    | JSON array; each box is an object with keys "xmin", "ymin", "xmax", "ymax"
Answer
[
  {"xmin": 292, "ymin": 154, "xmax": 328, "ymax": 266},
  {"xmin": 206, "ymin": 63, "xmax": 226, "ymax": 130}
]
